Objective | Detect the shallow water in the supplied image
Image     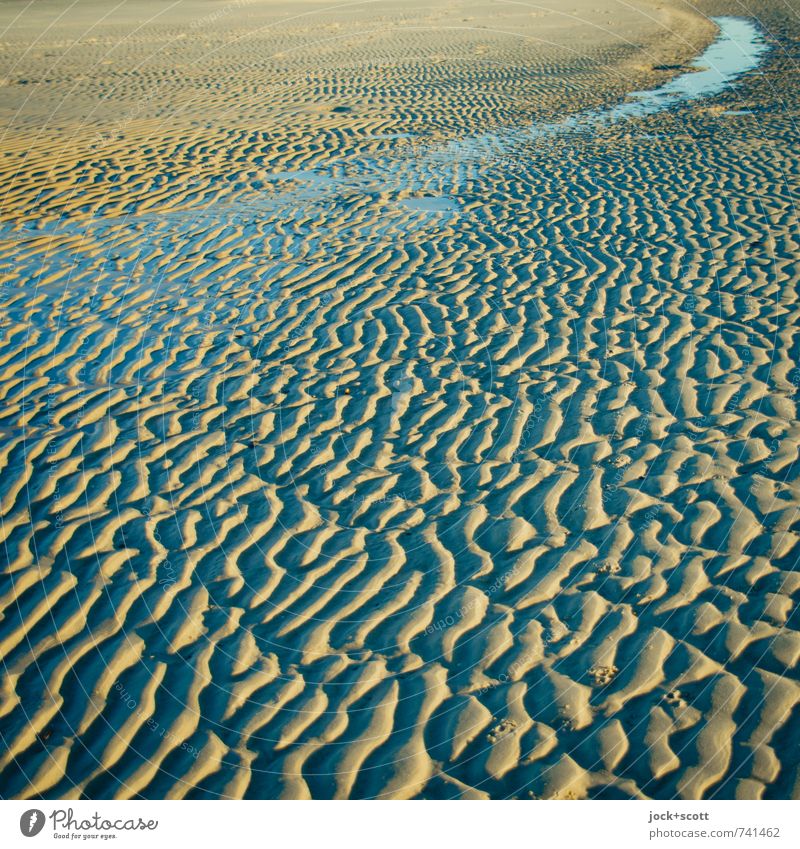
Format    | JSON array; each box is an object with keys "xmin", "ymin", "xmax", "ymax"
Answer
[
  {"xmin": 0, "ymin": 18, "xmax": 766, "ymax": 243},
  {"xmin": 398, "ymin": 196, "xmax": 460, "ymax": 213},
  {"xmin": 600, "ymin": 17, "xmax": 767, "ymax": 123},
  {"xmin": 1, "ymin": 6, "xmax": 795, "ymax": 802},
  {"xmin": 435, "ymin": 16, "xmax": 768, "ymax": 167},
  {"xmin": 334, "ymin": 16, "xmax": 770, "ymax": 211}
]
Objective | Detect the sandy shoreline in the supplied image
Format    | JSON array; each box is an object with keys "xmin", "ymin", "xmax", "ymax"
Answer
[
  {"xmin": 1, "ymin": 0, "xmax": 799, "ymax": 800},
  {"xmin": 0, "ymin": 0, "xmax": 716, "ymax": 222}
]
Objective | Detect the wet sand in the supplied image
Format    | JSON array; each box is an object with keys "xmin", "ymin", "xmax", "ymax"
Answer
[{"xmin": 0, "ymin": 0, "xmax": 799, "ymax": 800}]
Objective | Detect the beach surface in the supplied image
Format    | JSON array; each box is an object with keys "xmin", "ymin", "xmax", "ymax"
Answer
[{"xmin": 0, "ymin": 0, "xmax": 799, "ymax": 799}]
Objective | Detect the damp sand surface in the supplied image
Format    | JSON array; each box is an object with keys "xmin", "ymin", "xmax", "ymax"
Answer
[{"xmin": 0, "ymin": 0, "xmax": 799, "ymax": 801}]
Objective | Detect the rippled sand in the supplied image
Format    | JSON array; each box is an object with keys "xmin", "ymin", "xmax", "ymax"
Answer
[{"xmin": 1, "ymin": 0, "xmax": 799, "ymax": 800}]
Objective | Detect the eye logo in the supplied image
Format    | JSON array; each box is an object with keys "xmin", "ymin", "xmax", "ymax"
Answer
[{"xmin": 19, "ymin": 809, "xmax": 45, "ymax": 837}]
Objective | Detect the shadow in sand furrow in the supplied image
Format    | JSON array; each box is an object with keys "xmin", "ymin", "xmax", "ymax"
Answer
[{"xmin": 3, "ymin": 1, "xmax": 800, "ymax": 800}]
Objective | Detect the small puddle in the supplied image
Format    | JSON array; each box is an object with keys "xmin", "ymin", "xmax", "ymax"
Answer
[
  {"xmin": 368, "ymin": 132, "xmax": 414, "ymax": 140},
  {"xmin": 266, "ymin": 170, "xmax": 335, "ymax": 186},
  {"xmin": 399, "ymin": 196, "xmax": 459, "ymax": 213}
]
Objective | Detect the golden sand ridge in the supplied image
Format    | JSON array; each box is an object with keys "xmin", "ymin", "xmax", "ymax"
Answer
[{"xmin": 0, "ymin": 0, "xmax": 798, "ymax": 800}]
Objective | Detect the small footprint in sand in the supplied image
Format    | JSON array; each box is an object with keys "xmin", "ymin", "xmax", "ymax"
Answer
[
  {"xmin": 486, "ymin": 718, "xmax": 518, "ymax": 743},
  {"xmin": 664, "ymin": 688, "xmax": 688, "ymax": 708},
  {"xmin": 588, "ymin": 665, "xmax": 619, "ymax": 686}
]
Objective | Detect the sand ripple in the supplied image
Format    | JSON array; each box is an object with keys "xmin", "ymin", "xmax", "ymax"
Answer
[{"xmin": 0, "ymin": 0, "xmax": 799, "ymax": 800}]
